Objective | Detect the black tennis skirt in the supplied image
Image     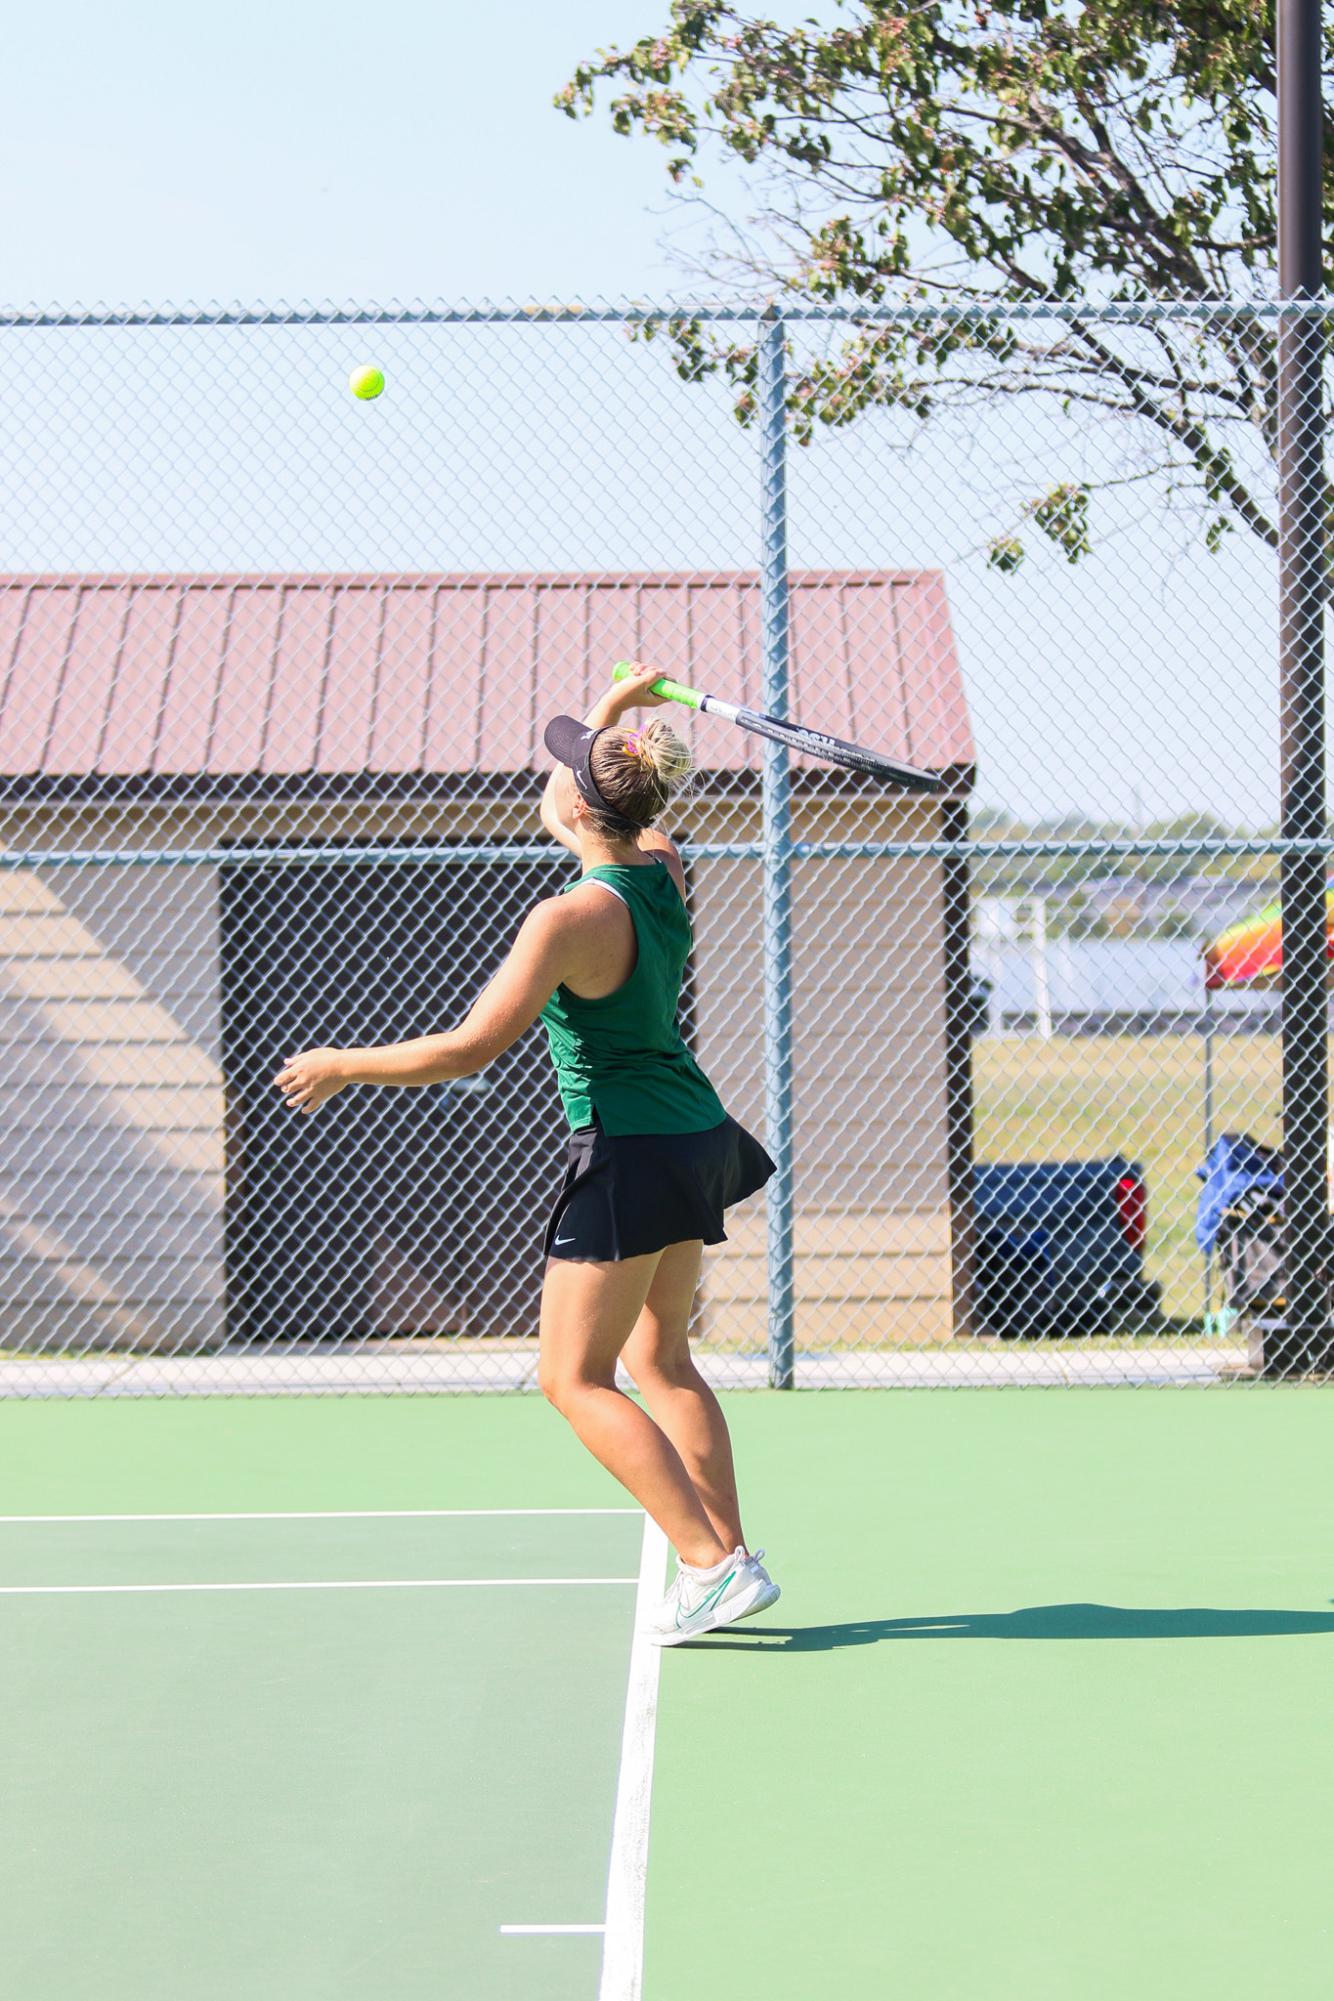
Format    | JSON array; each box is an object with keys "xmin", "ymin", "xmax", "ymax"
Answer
[{"xmin": 543, "ymin": 1112, "xmax": 776, "ymax": 1263}]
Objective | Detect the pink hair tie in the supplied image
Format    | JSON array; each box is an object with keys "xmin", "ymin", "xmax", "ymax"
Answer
[{"xmin": 623, "ymin": 729, "xmax": 644, "ymax": 759}]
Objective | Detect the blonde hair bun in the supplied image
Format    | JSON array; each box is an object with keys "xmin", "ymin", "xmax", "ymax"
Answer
[
  {"xmin": 634, "ymin": 717, "xmax": 693, "ymax": 787},
  {"xmin": 587, "ymin": 716, "xmax": 695, "ymax": 833}
]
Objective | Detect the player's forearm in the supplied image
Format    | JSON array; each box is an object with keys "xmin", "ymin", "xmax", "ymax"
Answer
[
  {"xmin": 337, "ymin": 1034, "xmax": 475, "ymax": 1087},
  {"xmin": 540, "ymin": 767, "xmax": 571, "ymax": 830},
  {"xmin": 583, "ymin": 684, "xmax": 637, "ymax": 729}
]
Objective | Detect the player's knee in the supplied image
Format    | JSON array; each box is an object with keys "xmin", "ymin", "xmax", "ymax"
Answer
[
  {"xmin": 632, "ymin": 1344, "xmax": 699, "ymax": 1391},
  {"xmin": 538, "ymin": 1355, "xmax": 568, "ymax": 1408},
  {"xmin": 538, "ymin": 1358, "xmax": 611, "ymax": 1410}
]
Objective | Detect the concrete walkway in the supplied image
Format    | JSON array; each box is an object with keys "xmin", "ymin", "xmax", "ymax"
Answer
[{"xmin": 0, "ymin": 1340, "xmax": 1249, "ymax": 1396}]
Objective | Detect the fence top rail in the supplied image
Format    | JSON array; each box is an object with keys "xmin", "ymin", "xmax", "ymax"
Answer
[
  {"xmin": 0, "ymin": 299, "xmax": 1325, "ymax": 332},
  {"xmin": 1, "ymin": 835, "xmax": 1327, "ymax": 869}
]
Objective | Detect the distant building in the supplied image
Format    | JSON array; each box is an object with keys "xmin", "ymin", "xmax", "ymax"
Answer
[{"xmin": 0, "ymin": 569, "xmax": 975, "ymax": 1357}]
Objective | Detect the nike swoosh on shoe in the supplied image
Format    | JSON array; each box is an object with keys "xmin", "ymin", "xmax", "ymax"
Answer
[{"xmin": 675, "ymin": 1569, "xmax": 737, "ymax": 1629}]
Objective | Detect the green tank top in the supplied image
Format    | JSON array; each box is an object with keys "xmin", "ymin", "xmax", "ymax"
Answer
[{"xmin": 538, "ymin": 859, "xmax": 727, "ymax": 1137}]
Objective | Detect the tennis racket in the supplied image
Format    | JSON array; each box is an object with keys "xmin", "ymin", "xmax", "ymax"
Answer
[{"xmin": 611, "ymin": 661, "xmax": 943, "ymax": 792}]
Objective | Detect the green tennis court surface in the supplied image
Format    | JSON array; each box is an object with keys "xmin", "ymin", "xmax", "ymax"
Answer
[{"xmin": 2, "ymin": 1390, "xmax": 1331, "ymax": 2000}]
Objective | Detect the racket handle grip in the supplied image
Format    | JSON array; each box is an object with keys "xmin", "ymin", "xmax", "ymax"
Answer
[{"xmin": 611, "ymin": 660, "xmax": 704, "ymax": 710}]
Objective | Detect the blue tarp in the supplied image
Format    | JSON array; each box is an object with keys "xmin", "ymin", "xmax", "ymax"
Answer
[{"xmin": 1194, "ymin": 1132, "xmax": 1283, "ymax": 1253}]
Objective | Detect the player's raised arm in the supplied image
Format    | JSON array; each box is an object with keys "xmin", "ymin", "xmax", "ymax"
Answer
[{"xmin": 539, "ymin": 663, "xmax": 668, "ymax": 855}]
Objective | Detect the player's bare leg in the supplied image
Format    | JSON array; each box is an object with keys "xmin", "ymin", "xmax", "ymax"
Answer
[
  {"xmin": 538, "ymin": 1250, "xmax": 729, "ymax": 1569},
  {"xmin": 620, "ymin": 1238, "xmax": 747, "ymax": 1553}
]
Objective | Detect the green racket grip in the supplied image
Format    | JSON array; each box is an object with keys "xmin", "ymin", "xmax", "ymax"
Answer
[{"xmin": 611, "ymin": 660, "xmax": 705, "ymax": 711}]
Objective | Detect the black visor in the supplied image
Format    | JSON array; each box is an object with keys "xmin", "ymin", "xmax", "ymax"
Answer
[{"xmin": 544, "ymin": 715, "xmax": 642, "ymax": 832}]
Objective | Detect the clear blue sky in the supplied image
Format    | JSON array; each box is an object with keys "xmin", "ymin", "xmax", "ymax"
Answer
[
  {"xmin": 0, "ymin": 1, "xmax": 1284, "ymax": 828},
  {"xmin": 3, "ymin": 0, "xmax": 694, "ymax": 305}
]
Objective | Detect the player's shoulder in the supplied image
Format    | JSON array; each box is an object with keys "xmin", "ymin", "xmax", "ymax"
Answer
[
  {"xmin": 513, "ymin": 892, "xmax": 613, "ymax": 985},
  {"xmin": 529, "ymin": 883, "xmax": 618, "ymax": 937},
  {"xmin": 634, "ymin": 832, "xmax": 687, "ymax": 897}
]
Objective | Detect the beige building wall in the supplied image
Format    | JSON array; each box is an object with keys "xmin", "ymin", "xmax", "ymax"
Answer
[
  {"xmin": 685, "ymin": 794, "xmax": 958, "ymax": 1350},
  {"xmin": 0, "ymin": 849, "xmax": 225, "ymax": 1353},
  {"xmin": 0, "ymin": 787, "xmax": 961, "ymax": 1355},
  {"xmin": 0, "ymin": 797, "xmax": 525, "ymax": 1356}
]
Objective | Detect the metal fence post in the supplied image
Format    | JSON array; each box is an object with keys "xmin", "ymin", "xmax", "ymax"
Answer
[
  {"xmin": 1273, "ymin": 0, "xmax": 1329, "ymax": 1376},
  {"xmin": 759, "ymin": 306, "xmax": 796, "ymax": 1388}
]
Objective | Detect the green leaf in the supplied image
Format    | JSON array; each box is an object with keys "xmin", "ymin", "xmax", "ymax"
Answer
[{"xmin": 558, "ymin": 0, "xmax": 1308, "ymax": 558}]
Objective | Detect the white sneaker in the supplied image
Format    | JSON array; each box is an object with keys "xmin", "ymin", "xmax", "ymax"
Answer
[
  {"xmin": 645, "ymin": 1545, "xmax": 781, "ymax": 1647},
  {"xmin": 742, "ymin": 1547, "xmax": 780, "ymax": 1610}
]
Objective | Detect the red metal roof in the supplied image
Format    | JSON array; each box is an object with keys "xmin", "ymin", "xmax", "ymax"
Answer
[{"xmin": 0, "ymin": 572, "xmax": 973, "ymax": 781}]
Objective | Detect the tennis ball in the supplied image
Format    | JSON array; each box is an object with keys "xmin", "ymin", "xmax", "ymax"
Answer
[{"xmin": 349, "ymin": 365, "xmax": 385, "ymax": 401}]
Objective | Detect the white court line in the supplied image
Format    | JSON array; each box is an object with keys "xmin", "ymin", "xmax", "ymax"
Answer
[
  {"xmin": 0, "ymin": 1508, "xmax": 638, "ymax": 1523},
  {"xmin": 598, "ymin": 1516, "xmax": 668, "ymax": 2001},
  {"xmin": 500, "ymin": 1924, "xmax": 606, "ymax": 1936},
  {"xmin": 0, "ymin": 1577, "xmax": 637, "ymax": 1596}
]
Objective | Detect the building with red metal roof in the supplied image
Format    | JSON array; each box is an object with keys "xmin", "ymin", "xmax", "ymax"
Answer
[
  {"xmin": 0, "ymin": 569, "xmax": 976, "ymax": 1372},
  {"xmin": 0, "ymin": 570, "xmax": 972, "ymax": 793}
]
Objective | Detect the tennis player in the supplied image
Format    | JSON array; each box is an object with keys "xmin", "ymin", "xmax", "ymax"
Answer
[{"xmin": 274, "ymin": 663, "xmax": 780, "ymax": 1644}]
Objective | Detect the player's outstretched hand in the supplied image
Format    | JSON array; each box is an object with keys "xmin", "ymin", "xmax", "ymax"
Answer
[
  {"xmin": 274, "ymin": 1048, "xmax": 348, "ymax": 1114},
  {"xmin": 614, "ymin": 661, "xmax": 671, "ymax": 708}
]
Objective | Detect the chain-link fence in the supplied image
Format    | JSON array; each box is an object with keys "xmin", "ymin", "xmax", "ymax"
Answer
[{"xmin": 0, "ymin": 297, "xmax": 1326, "ymax": 1393}]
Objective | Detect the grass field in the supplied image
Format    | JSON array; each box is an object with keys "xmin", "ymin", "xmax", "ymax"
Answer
[{"xmin": 972, "ymin": 1032, "xmax": 1285, "ymax": 1321}]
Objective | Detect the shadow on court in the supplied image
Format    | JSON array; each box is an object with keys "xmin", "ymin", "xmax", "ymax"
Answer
[{"xmin": 680, "ymin": 1603, "xmax": 1334, "ymax": 1649}]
